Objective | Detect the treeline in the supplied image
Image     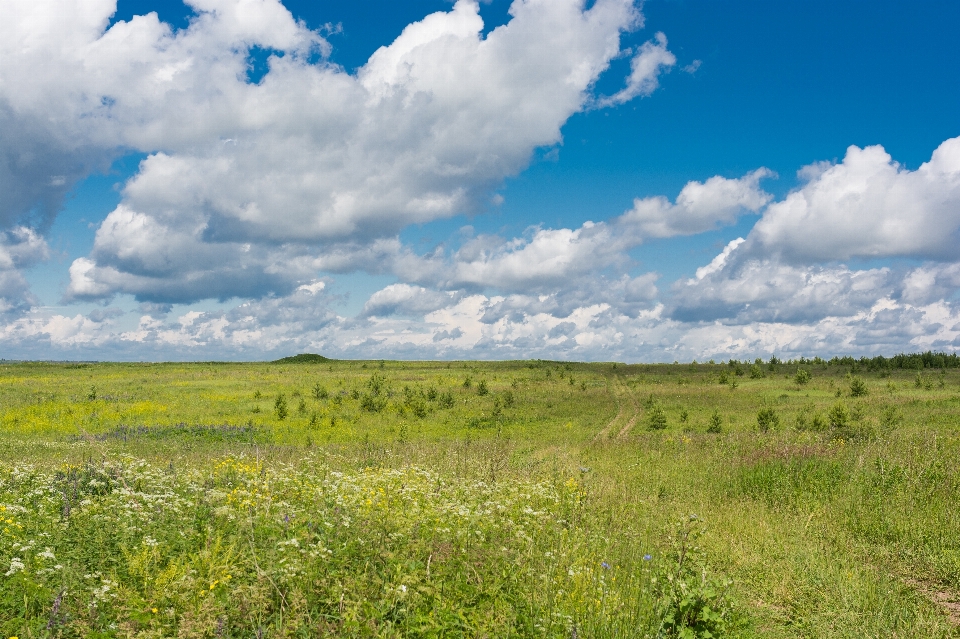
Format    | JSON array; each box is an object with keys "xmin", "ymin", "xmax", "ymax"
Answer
[{"xmin": 724, "ymin": 351, "xmax": 960, "ymax": 371}]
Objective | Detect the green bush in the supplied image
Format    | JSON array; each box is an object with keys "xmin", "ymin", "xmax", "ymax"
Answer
[
  {"xmin": 707, "ymin": 411, "xmax": 723, "ymax": 434},
  {"xmin": 312, "ymin": 382, "xmax": 329, "ymax": 400},
  {"xmin": 477, "ymin": 379, "xmax": 489, "ymax": 396},
  {"xmin": 438, "ymin": 391, "xmax": 455, "ymax": 409},
  {"xmin": 750, "ymin": 364, "xmax": 765, "ymax": 379},
  {"xmin": 756, "ymin": 407, "xmax": 779, "ymax": 432},
  {"xmin": 648, "ymin": 403, "xmax": 668, "ymax": 430},
  {"xmin": 828, "ymin": 401, "xmax": 849, "ymax": 429},
  {"xmin": 849, "ymin": 376, "xmax": 868, "ymax": 397},
  {"xmin": 274, "ymin": 394, "xmax": 288, "ymax": 420},
  {"xmin": 360, "ymin": 393, "xmax": 387, "ymax": 413},
  {"xmin": 795, "ymin": 368, "xmax": 810, "ymax": 385}
]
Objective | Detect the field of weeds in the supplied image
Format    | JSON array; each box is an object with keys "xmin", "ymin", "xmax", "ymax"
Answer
[{"xmin": 1, "ymin": 357, "xmax": 959, "ymax": 637}]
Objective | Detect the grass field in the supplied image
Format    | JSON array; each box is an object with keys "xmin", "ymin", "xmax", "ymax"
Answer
[{"xmin": 1, "ymin": 357, "xmax": 959, "ymax": 637}]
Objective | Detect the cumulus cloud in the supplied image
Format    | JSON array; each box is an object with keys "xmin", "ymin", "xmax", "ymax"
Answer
[
  {"xmin": 672, "ymin": 249, "xmax": 896, "ymax": 323},
  {"xmin": 13, "ymin": 0, "xmax": 649, "ymax": 304},
  {"xmin": 751, "ymin": 136, "xmax": 960, "ymax": 261},
  {"xmin": 671, "ymin": 137, "xmax": 960, "ymax": 326},
  {"xmin": 620, "ymin": 168, "xmax": 773, "ymax": 238},
  {"xmin": 362, "ymin": 169, "xmax": 773, "ymax": 299}
]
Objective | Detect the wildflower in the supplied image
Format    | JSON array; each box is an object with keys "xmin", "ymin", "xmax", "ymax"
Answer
[
  {"xmin": 601, "ymin": 562, "xmax": 610, "ymax": 570},
  {"xmin": 152, "ymin": 608, "xmax": 158, "ymax": 614},
  {"xmin": 5, "ymin": 557, "xmax": 24, "ymax": 576},
  {"xmin": 643, "ymin": 554, "xmax": 652, "ymax": 561}
]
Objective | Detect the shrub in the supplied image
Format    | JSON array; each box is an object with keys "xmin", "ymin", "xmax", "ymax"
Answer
[
  {"xmin": 312, "ymin": 382, "xmax": 329, "ymax": 400},
  {"xmin": 477, "ymin": 379, "xmax": 489, "ymax": 396},
  {"xmin": 718, "ymin": 370, "xmax": 729, "ymax": 385},
  {"xmin": 409, "ymin": 398, "xmax": 427, "ymax": 419},
  {"xmin": 811, "ymin": 413, "xmax": 827, "ymax": 431},
  {"xmin": 849, "ymin": 376, "xmax": 868, "ymax": 397},
  {"xmin": 679, "ymin": 408, "xmax": 689, "ymax": 423},
  {"xmin": 297, "ymin": 397, "xmax": 307, "ymax": 415},
  {"xmin": 648, "ymin": 403, "xmax": 668, "ymax": 430},
  {"xmin": 795, "ymin": 368, "xmax": 810, "ymax": 385},
  {"xmin": 360, "ymin": 393, "xmax": 387, "ymax": 413},
  {"xmin": 756, "ymin": 407, "xmax": 779, "ymax": 432},
  {"xmin": 749, "ymin": 364, "xmax": 765, "ymax": 379},
  {"xmin": 707, "ymin": 411, "xmax": 723, "ymax": 434},
  {"xmin": 368, "ymin": 373, "xmax": 387, "ymax": 395},
  {"xmin": 274, "ymin": 394, "xmax": 288, "ymax": 420},
  {"xmin": 880, "ymin": 405, "xmax": 903, "ymax": 431},
  {"xmin": 829, "ymin": 401, "xmax": 849, "ymax": 429},
  {"xmin": 463, "ymin": 376, "xmax": 472, "ymax": 389},
  {"xmin": 438, "ymin": 391, "xmax": 455, "ymax": 409}
]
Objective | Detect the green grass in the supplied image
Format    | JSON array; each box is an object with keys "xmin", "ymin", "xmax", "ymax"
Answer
[{"xmin": 1, "ymin": 359, "xmax": 959, "ymax": 637}]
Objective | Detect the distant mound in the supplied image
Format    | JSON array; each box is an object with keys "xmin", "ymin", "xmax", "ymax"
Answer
[{"xmin": 272, "ymin": 353, "xmax": 332, "ymax": 363}]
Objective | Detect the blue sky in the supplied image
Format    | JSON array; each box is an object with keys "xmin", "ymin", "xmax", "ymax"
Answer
[{"xmin": 1, "ymin": 0, "xmax": 959, "ymax": 361}]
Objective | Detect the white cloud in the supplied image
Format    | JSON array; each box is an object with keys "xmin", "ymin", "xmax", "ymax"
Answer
[
  {"xmin": 620, "ymin": 168, "xmax": 773, "ymax": 239},
  {"xmin": 4, "ymin": 280, "xmax": 959, "ymax": 361},
  {"xmin": 667, "ymin": 137, "xmax": 960, "ymax": 327},
  {"xmin": 24, "ymin": 0, "xmax": 647, "ymax": 304},
  {"xmin": 0, "ymin": 228, "xmax": 48, "ymax": 316},
  {"xmin": 373, "ymin": 170, "xmax": 771, "ymax": 298},
  {"xmin": 360, "ymin": 284, "xmax": 456, "ymax": 318},
  {"xmin": 751, "ymin": 136, "xmax": 960, "ymax": 261},
  {"xmin": 673, "ymin": 254, "xmax": 896, "ymax": 323},
  {"xmin": 596, "ymin": 32, "xmax": 676, "ymax": 107}
]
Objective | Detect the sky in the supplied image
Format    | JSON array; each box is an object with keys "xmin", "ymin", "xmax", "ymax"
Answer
[{"xmin": 1, "ymin": 0, "xmax": 959, "ymax": 362}]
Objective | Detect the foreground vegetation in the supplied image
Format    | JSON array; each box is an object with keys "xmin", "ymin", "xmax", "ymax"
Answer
[{"xmin": 1, "ymin": 356, "xmax": 959, "ymax": 637}]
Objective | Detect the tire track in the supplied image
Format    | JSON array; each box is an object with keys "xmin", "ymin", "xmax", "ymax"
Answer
[
  {"xmin": 593, "ymin": 375, "xmax": 639, "ymax": 442},
  {"xmin": 617, "ymin": 384, "xmax": 640, "ymax": 439}
]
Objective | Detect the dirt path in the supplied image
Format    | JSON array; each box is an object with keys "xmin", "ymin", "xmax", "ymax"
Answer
[
  {"xmin": 616, "ymin": 391, "xmax": 640, "ymax": 439},
  {"xmin": 905, "ymin": 579, "xmax": 960, "ymax": 627},
  {"xmin": 593, "ymin": 375, "xmax": 639, "ymax": 442}
]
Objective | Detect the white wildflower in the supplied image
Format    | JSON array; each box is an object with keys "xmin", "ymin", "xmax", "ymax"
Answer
[
  {"xmin": 5, "ymin": 557, "xmax": 25, "ymax": 576},
  {"xmin": 37, "ymin": 548, "xmax": 56, "ymax": 561}
]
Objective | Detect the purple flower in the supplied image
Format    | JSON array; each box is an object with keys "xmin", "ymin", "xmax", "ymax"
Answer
[
  {"xmin": 643, "ymin": 554, "xmax": 652, "ymax": 561},
  {"xmin": 601, "ymin": 561, "xmax": 610, "ymax": 570}
]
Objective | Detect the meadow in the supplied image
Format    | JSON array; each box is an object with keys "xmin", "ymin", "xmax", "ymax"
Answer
[{"xmin": 1, "ymin": 355, "xmax": 959, "ymax": 638}]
